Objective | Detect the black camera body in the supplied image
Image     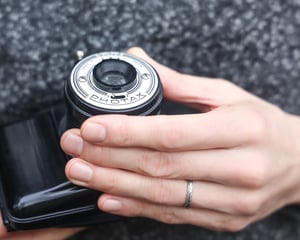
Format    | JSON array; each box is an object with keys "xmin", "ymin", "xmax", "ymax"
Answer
[{"xmin": 0, "ymin": 52, "xmax": 163, "ymax": 231}]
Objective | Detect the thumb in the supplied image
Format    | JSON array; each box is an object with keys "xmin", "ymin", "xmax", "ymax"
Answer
[{"xmin": 127, "ymin": 47, "xmax": 255, "ymax": 110}]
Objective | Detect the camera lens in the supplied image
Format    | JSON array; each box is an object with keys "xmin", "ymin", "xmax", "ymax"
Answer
[
  {"xmin": 65, "ymin": 52, "xmax": 163, "ymax": 122},
  {"xmin": 93, "ymin": 59, "xmax": 136, "ymax": 88}
]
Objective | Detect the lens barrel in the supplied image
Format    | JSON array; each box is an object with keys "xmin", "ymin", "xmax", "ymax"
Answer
[{"xmin": 65, "ymin": 52, "xmax": 163, "ymax": 123}]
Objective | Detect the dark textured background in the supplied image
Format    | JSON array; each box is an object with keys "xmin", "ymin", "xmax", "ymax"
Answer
[{"xmin": 0, "ymin": 0, "xmax": 300, "ymax": 239}]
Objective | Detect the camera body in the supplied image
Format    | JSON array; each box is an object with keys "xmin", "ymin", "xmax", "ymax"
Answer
[{"xmin": 0, "ymin": 52, "xmax": 163, "ymax": 231}]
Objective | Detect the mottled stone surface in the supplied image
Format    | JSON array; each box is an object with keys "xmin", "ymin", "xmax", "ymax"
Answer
[
  {"xmin": 1, "ymin": 0, "xmax": 300, "ymax": 122},
  {"xmin": 0, "ymin": 0, "xmax": 300, "ymax": 239}
]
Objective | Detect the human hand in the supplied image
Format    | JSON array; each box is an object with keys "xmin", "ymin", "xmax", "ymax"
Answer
[
  {"xmin": 61, "ymin": 47, "xmax": 300, "ymax": 232},
  {"xmin": 0, "ymin": 212, "xmax": 83, "ymax": 240}
]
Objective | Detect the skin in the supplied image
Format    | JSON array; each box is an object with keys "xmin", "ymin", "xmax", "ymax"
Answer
[{"xmin": 61, "ymin": 47, "xmax": 300, "ymax": 232}]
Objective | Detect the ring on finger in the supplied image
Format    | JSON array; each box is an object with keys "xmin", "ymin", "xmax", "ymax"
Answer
[{"xmin": 184, "ymin": 180, "xmax": 193, "ymax": 208}]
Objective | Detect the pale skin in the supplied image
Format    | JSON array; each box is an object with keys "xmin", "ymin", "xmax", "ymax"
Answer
[
  {"xmin": 61, "ymin": 47, "xmax": 300, "ymax": 232},
  {"xmin": 2, "ymin": 47, "xmax": 300, "ymax": 239}
]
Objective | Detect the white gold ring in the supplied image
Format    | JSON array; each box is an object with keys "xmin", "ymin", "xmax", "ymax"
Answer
[{"xmin": 184, "ymin": 180, "xmax": 193, "ymax": 208}]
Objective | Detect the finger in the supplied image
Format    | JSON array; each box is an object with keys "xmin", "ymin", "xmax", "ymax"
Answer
[
  {"xmin": 77, "ymin": 104, "xmax": 256, "ymax": 151},
  {"xmin": 62, "ymin": 140, "xmax": 263, "ymax": 188},
  {"xmin": 98, "ymin": 194, "xmax": 251, "ymax": 232},
  {"xmin": 65, "ymin": 158, "xmax": 187, "ymax": 207},
  {"xmin": 65, "ymin": 158, "xmax": 262, "ymax": 215},
  {"xmin": 60, "ymin": 128, "xmax": 82, "ymax": 156},
  {"xmin": 128, "ymin": 47, "xmax": 256, "ymax": 108}
]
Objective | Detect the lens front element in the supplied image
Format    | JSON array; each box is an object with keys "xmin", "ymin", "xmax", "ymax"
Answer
[
  {"xmin": 93, "ymin": 59, "xmax": 137, "ymax": 91},
  {"xmin": 65, "ymin": 52, "xmax": 163, "ymax": 117}
]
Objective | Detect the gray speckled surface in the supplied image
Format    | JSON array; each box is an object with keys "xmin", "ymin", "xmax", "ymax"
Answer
[
  {"xmin": 0, "ymin": 0, "xmax": 300, "ymax": 239},
  {"xmin": 1, "ymin": 0, "xmax": 300, "ymax": 123}
]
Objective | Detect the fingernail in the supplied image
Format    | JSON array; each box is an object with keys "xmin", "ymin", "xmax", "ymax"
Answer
[
  {"xmin": 63, "ymin": 133, "xmax": 83, "ymax": 156},
  {"xmin": 82, "ymin": 123, "xmax": 106, "ymax": 142},
  {"xmin": 102, "ymin": 199, "xmax": 122, "ymax": 212},
  {"xmin": 69, "ymin": 162, "xmax": 93, "ymax": 183}
]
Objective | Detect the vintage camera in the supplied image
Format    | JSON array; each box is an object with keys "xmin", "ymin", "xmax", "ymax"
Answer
[{"xmin": 0, "ymin": 52, "xmax": 163, "ymax": 231}]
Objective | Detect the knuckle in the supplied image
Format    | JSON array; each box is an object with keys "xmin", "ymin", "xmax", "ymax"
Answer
[
  {"xmin": 97, "ymin": 174, "xmax": 118, "ymax": 193},
  {"xmin": 242, "ymin": 108, "xmax": 267, "ymax": 144},
  {"xmin": 115, "ymin": 121, "xmax": 132, "ymax": 145},
  {"xmin": 243, "ymin": 161, "xmax": 268, "ymax": 189},
  {"xmin": 157, "ymin": 208, "xmax": 181, "ymax": 224},
  {"xmin": 213, "ymin": 215, "xmax": 249, "ymax": 232},
  {"xmin": 83, "ymin": 144, "xmax": 104, "ymax": 165},
  {"xmin": 231, "ymin": 154, "xmax": 268, "ymax": 189},
  {"xmin": 232, "ymin": 194, "xmax": 263, "ymax": 216},
  {"xmin": 245, "ymin": 173, "xmax": 266, "ymax": 190},
  {"xmin": 128, "ymin": 202, "xmax": 182, "ymax": 224},
  {"xmin": 127, "ymin": 201, "xmax": 147, "ymax": 217},
  {"xmin": 139, "ymin": 151, "xmax": 174, "ymax": 178},
  {"xmin": 158, "ymin": 124, "xmax": 183, "ymax": 150}
]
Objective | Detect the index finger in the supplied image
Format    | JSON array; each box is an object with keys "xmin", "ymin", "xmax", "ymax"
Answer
[
  {"xmin": 127, "ymin": 47, "xmax": 255, "ymax": 108},
  {"xmin": 79, "ymin": 105, "xmax": 250, "ymax": 151}
]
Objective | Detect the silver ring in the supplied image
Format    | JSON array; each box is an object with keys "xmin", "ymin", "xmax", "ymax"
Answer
[{"xmin": 184, "ymin": 180, "xmax": 193, "ymax": 208}]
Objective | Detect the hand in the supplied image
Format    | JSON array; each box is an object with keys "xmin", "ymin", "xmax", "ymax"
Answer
[
  {"xmin": 0, "ymin": 213, "xmax": 83, "ymax": 240},
  {"xmin": 61, "ymin": 47, "xmax": 300, "ymax": 232}
]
